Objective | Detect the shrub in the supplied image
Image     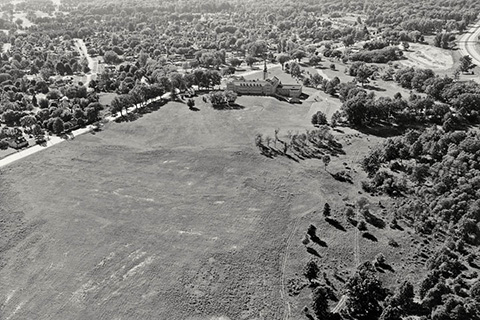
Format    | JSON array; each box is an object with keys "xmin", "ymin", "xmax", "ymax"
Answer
[
  {"xmin": 304, "ymin": 260, "xmax": 320, "ymax": 282},
  {"xmin": 52, "ymin": 117, "xmax": 64, "ymax": 134},
  {"xmin": 312, "ymin": 111, "xmax": 328, "ymax": 126},
  {"xmin": 307, "ymin": 224, "xmax": 317, "ymax": 238},
  {"xmin": 323, "ymin": 203, "xmax": 331, "ymax": 217},
  {"xmin": 38, "ymin": 98, "xmax": 49, "ymax": 109},
  {"xmin": 388, "ymin": 238, "xmax": 399, "ymax": 247},
  {"xmin": 358, "ymin": 220, "xmax": 367, "ymax": 230},
  {"xmin": 374, "ymin": 253, "xmax": 386, "ymax": 265},
  {"xmin": 332, "ymin": 170, "xmax": 353, "ymax": 183},
  {"xmin": 345, "ymin": 207, "xmax": 355, "ymax": 219},
  {"xmin": 302, "ymin": 234, "xmax": 310, "ymax": 245},
  {"xmin": 471, "ymin": 280, "xmax": 480, "ymax": 301},
  {"xmin": 0, "ymin": 140, "xmax": 9, "ymax": 149},
  {"xmin": 467, "ymin": 253, "xmax": 476, "ymax": 264}
]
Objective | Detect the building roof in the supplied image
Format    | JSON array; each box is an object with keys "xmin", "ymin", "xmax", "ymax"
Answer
[
  {"xmin": 266, "ymin": 76, "xmax": 280, "ymax": 85},
  {"xmin": 229, "ymin": 79, "xmax": 269, "ymax": 85},
  {"xmin": 228, "ymin": 76, "xmax": 300, "ymax": 89},
  {"xmin": 279, "ymin": 84, "xmax": 302, "ymax": 89}
]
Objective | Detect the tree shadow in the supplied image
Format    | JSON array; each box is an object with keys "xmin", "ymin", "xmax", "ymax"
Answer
[
  {"xmin": 306, "ymin": 246, "xmax": 321, "ymax": 258},
  {"xmin": 115, "ymin": 113, "xmax": 142, "ymax": 123},
  {"xmin": 258, "ymin": 131, "xmax": 344, "ymax": 162},
  {"xmin": 325, "ymin": 217, "xmax": 346, "ymax": 232},
  {"xmin": 300, "ymin": 92, "xmax": 310, "ymax": 100},
  {"xmin": 363, "ymin": 211, "xmax": 385, "ymax": 229},
  {"xmin": 376, "ymin": 262, "xmax": 395, "ymax": 273},
  {"xmin": 212, "ymin": 103, "xmax": 245, "ymax": 110},
  {"xmin": 325, "ymin": 285, "xmax": 339, "ymax": 301},
  {"xmin": 330, "ymin": 171, "xmax": 353, "ymax": 184},
  {"xmin": 311, "ymin": 235, "xmax": 328, "ymax": 247},
  {"xmin": 364, "ymin": 84, "xmax": 386, "ymax": 92},
  {"xmin": 356, "ymin": 124, "xmax": 405, "ymax": 138},
  {"xmin": 114, "ymin": 100, "xmax": 166, "ymax": 123},
  {"xmin": 390, "ymin": 223, "xmax": 404, "ymax": 231},
  {"xmin": 333, "ymin": 273, "xmax": 345, "ymax": 283},
  {"xmin": 362, "ymin": 232, "xmax": 378, "ymax": 242},
  {"xmin": 189, "ymin": 106, "xmax": 200, "ymax": 111},
  {"xmin": 306, "ymin": 314, "xmax": 315, "ymax": 320},
  {"xmin": 284, "ymin": 153, "xmax": 300, "ymax": 162},
  {"xmin": 347, "ymin": 217, "xmax": 358, "ymax": 226},
  {"xmin": 139, "ymin": 100, "xmax": 164, "ymax": 113}
]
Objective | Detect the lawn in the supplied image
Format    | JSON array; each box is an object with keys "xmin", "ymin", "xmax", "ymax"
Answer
[
  {"xmin": 0, "ymin": 146, "xmax": 17, "ymax": 159},
  {"xmin": 99, "ymin": 92, "xmax": 118, "ymax": 106},
  {"xmin": 0, "ymin": 95, "xmax": 433, "ymax": 319}
]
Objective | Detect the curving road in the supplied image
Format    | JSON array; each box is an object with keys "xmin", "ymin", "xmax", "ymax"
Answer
[{"xmin": 458, "ymin": 21, "xmax": 480, "ymax": 67}]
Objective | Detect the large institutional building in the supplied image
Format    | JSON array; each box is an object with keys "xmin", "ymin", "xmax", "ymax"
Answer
[{"xmin": 226, "ymin": 62, "xmax": 302, "ymax": 98}]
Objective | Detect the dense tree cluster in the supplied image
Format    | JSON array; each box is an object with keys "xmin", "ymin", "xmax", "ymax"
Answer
[
  {"xmin": 363, "ymin": 0, "xmax": 479, "ymax": 35},
  {"xmin": 363, "ymin": 127, "xmax": 480, "ymax": 240},
  {"xmin": 348, "ymin": 47, "xmax": 403, "ymax": 63},
  {"xmin": 209, "ymin": 90, "xmax": 237, "ymax": 107},
  {"xmin": 337, "ymin": 65, "xmax": 480, "ymax": 129},
  {"xmin": 0, "ymin": 76, "xmax": 103, "ymax": 138},
  {"xmin": 393, "ymin": 67, "xmax": 480, "ymax": 124}
]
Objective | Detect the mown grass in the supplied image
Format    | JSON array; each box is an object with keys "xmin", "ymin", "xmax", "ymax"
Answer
[{"xmin": 0, "ymin": 92, "xmax": 434, "ymax": 319}]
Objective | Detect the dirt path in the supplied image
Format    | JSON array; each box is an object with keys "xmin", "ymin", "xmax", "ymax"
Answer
[
  {"xmin": 332, "ymin": 150, "xmax": 361, "ymax": 315},
  {"xmin": 307, "ymin": 96, "xmax": 341, "ymax": 121},
  {"xmin": 280, "ymin": 214, "xmax": 301, "ymax": 320},
  {"xmin": 316, "ymin": 69, "xmax": 331, "ymax": 80},
  {"xmin": 354, "ymin": 209, "xmax": 360, "ymax": 266}
]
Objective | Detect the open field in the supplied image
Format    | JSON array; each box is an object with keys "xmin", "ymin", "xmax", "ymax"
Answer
[
  {"xmin": 0, "ymin": 146, "xmax": 17, "ymax": 159},
  {"xmin": 0, "ymin": 94, "xmax": 438, "ymax": 319},
  {"xmin": 12, "ymin": 12, "xmax": 34, "ymax": 28},
  {"xmin": 400, "ymin": 43, "xmax": 454, "ymax": 71},
  {"xmin": 99, "ymin": 92, "xmax": 118, "ymax": 107}
]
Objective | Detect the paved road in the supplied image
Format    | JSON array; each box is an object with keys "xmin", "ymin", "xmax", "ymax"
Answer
[
  {"xmin": 458, "ymin": 21, "xmax": 480, "ymax": 67},
  {"xmin": 0, "ymin": 36, "xmax": 115, "ymax": 169},
  {"xmin": 0, "ymin": 97, "xmax": 162, "ymax": 169},
  {"xmin": 74, "ymin": 38, "xmax": 98, "ymax": 86}
]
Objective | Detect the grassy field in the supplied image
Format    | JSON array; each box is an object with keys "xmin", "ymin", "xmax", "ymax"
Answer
[
  {"xmin": 400, "ymin": 43, "xmax": 454, "ymax": 71},
  {"xmin": 99, "ymin": 92, "xmax": 118, "ymax": 106},
  {"xmin": 0, "ymin": 89, "xmax": 437, "ymax": 319}
]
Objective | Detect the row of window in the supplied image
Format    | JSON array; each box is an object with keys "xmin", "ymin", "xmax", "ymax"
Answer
[{"xmin": 236, "ymin": 83, "xmax": 271, "ymax": 87}]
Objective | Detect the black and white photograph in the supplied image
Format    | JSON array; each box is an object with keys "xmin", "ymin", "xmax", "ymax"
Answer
[{"xmin": 0, "ymin": 0, "xmax": 479, "ymax": 319}]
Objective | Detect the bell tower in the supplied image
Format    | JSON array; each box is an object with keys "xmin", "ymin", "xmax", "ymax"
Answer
[{"xmin": 263, "ymin": 60, "xmax": 268, "ymax": 80}]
